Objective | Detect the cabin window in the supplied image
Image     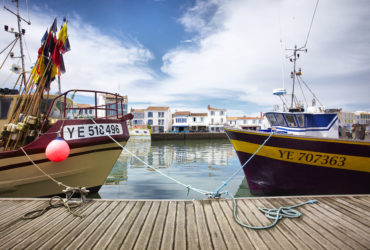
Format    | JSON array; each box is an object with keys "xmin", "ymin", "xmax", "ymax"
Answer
[
  {"xmin": 285, "ymin": 114, "xmax": 298, "ymax": 127},
  {"xmin": 266, "ymin": 113, "xmax": 278, "ymax": 126},
  {"xmin": 0, "ymin": 98, "xmax": 13, "ymax": 119},
  {"xmin": 275, "ymin": 113, "xmax": 287, "ymax": 126},
  {"xmin": 296, "ymin": 114, "xmax": 305, "ymax": 127}
]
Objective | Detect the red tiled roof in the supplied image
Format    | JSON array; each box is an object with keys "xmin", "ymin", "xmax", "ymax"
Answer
[
  {"xmin": 146, "ymin": 106, "xmax": 169, "ymax": 111},
  {"xmin": 172, "ymin": 111, "xmax": 191, "ymax": 116},
  {"xmin": 190, "ymin": 113, "xmax": 207, "ymax": 116}
]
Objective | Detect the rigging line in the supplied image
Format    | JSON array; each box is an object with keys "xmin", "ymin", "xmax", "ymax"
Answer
[
  {"xmin": 22, "ymin": 36, "xmax": 32, "ymax": 64},
  {"xmin": 298, "ymin": 75, "xmax": 324, "ymax": 107},
  {"xmin": 304, "ymin": 0, "xmax": 320, "ymax": 48},
  {"xmin": 0, "ymin": 38, "xmax": 18, "ymax": 55},
  {"xmin": 296, "ymin": 76, "xmax": 308, "ymax": 107}
]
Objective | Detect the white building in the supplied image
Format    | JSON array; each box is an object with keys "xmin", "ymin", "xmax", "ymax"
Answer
[
  {"xmin": 97, "ymin": 94, "xmax": 128, "ymax": 118},
  {"xmin": 172, "ymin": 111, "xmax": 191, "ymax": 132},
  {"xmin": 189, "ymin": 113, "xmax": 208, "ymax": 132},
  {"xmin": 207, "ymin": 105, "xmax": 227, "ymax": 132},
  {"xmin": 145, "ymin": 106, "xmax": 171, "ymax": 133},
  {"xmin": 227, "ymin": 116, "xmax": 264, "ymax": 130},
  {"xmin": 338, "ymin": 111, "xmax": 370, "ymax": 132},
  {"xmin": 131, "ymin": 108, "xmax": 146, "ymax": 128},
  {"xmin": 66, "ymin": 103, "xmax": 95, "ymax": 119}
]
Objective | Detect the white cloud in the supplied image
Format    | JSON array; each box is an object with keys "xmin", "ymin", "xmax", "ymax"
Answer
[
  {"xmin": 161, "ymin": 0, "xmax": 370, "ymax": 113},
  {"xmin": 0, "ymin": 7, "xmax": 154, "ymax": 96},
  {"xmin": 1, "ymin": 0, "xmax": 369, "ymax": 116}
]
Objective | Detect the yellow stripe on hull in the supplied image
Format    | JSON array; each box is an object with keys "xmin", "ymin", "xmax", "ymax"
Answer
[{"xmin": 231, "ymin": 139, "xmax": 370, "ymax": 173}]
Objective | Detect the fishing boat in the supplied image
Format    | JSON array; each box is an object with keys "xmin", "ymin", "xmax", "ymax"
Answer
[
  {"xmin": 0, "ymin": 1, "xmax": 132, "ymax": 197},
  {"xmin": 225, "ymin": 28, "xmax": 370, "ymax": 196}
]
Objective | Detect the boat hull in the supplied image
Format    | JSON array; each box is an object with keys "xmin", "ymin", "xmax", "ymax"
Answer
[
  {"xmin": 0, "ymin": 118, "xmax": 130, "ymax": 197},
  {"xmin": 225, "ymin": 128, "xmax": 370, "ymax": 196}
]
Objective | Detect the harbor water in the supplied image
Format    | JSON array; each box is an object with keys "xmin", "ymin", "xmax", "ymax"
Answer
[{"xmin": 97, "ymin": 137, "xmax": 250, "ymax": 199}]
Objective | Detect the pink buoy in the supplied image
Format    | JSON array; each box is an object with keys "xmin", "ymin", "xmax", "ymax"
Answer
[{"xmin": 45, "ymin": 137, "xmax": 70, "ymax": 162}]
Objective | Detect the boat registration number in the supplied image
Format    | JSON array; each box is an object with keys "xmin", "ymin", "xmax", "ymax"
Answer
[
  {"xmin": 63, "ymin": 123, "xmax": 123, "ymax": 140},
  {"xmin": 278, "ymin": 150, "xmax": 346, "ymax": 167}
]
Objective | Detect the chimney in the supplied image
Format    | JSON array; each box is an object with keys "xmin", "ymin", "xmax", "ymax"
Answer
[{"xmin": 208, "ymin": 105, "xmax": 210, "ymax": 109}]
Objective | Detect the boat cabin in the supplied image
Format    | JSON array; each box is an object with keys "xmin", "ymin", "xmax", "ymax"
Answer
[{"xmin": 264, "ymin": 111, "xmax": 339, "ymax": 138}]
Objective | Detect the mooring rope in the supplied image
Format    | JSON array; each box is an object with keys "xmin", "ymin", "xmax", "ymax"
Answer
[
  {"xmin": 213, "ymin": 131, "xmax": 274, "ymax": 197},
  {"xmin": 93, "ymin": 119, "xmax": 318, "ymax": 229},
  {"xmin": 20, "ymin": 147, "xmax": 89, "ymax": 218},
  {"xmin": 90, "ymin": 119, "xmax": 212, "ymax": 196}
]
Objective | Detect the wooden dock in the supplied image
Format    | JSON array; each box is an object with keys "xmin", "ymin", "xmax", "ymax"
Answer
[{"xmin": 0, "ymin": 195, "xmax": 369, "ymax": 249}]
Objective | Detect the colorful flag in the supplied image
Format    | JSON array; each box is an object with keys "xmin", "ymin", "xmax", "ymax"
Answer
[
  {"xmin": 58, "ymin": 22, "xmax": 68, "ymax": 44},
  {"xmin": 41, "ymin": 30, "xmax": 48, "ymax": 43},
  {"xmin": 51, "ymin": 17, "xmax": 57, "ymax": 33}
]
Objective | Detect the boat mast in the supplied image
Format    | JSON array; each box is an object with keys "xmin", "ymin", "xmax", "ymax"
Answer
[
  {"xmin": 287, "ymin": 45, "xmax": 307, "ymax": 110},
  {"xmin": 4, "ymin": 0, "xmax": 31, "ymax": 90}
]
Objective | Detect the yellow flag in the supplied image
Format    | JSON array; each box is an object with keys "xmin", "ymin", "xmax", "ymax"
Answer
[{"xmin": 58, "ymin": 22, "xmax": 68, "ymax": 44}]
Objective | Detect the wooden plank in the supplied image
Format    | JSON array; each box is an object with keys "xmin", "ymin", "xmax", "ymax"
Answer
[
  {"xmin": 38, "ymin": 201, "xmax": 111, "ymax": 250},
  {"xmin": 78, "ymin": 201, "xmax": 128, "ymax": 249},
  {"xmin": 311, "ymin": 198, "xmax": 370, "ymax": 243},
  {"xmin": 64, "ymin": 201, "xmax": 121, "ymax": 250},
  {"xmin": 325, "ymin": 197, "xmax": 370, "ymax": 224},
  {"xmin": 210, "ymin": 199, "xmax": 241, "ymax": 250},
  {"xmin": 0, "ymin": 205, "xmax": 65, "ymax": 249},
  {"xmin": 193, "ymin": 199, "xmax": 213, "ymax": 250},
  {"xmin": 252, "ymin": 198, "xmax": 303, "ymax": 250},
  {"xmin": 14, "ymin": 201, "xmax": 95, "ymax": 250},
  {"xmin": 259, "ymin": 199, "xmax": 314, "ymax": 250},
  {"xmin": 224, "ymin": 199, "xmax": 269, "ymax": 250},
  {"xmin": 105, "ymin": 201, "xmax": 145, "ymax": 249},
  {"xmin": 160, "ymin": 201, "xmax": 177, "ymax": 249},
  {"xmin": 146, "ymin": 201, "xmax": 169, "ymax": 250},
  {"xmin": 0, "ymin": 196, "xmax": 368, "ymax": 250},
  {"xmin": 237, "ymin": 199, "xmax": 284, "ymax": 250},
  {"xmin": 288, "ymin": 198, "xmax": 353, "ymax": 249},
  {"xmin": 185, "ymin": 200, "xmax": 199, "ymax": 250},
  {"xmin": 0, "ymin": 200, "xmax": 44, "ymax": 225},
  {"xmin": 93, "ymin": 201, "xmax": 137, "ymax": 249},
  {"xmin": 133, "ymin": 201, "xmax": 160, "ymax": 250},
  {"xmin": 174, "ymin": 201, "xmax": 186, "ymax": 250},
  {"xmin": 267, "ymin": 198, "xmax": 337, "ymax": 249},
  {"xmin": 217, "ymin": 199, "xmax": 256, "ymax": 250},
  {"xmin": 293, "ymin": 198, "xmax": 369, "ymax": 249},
  {"xmin": 121, "ymin": 201, "xmax": 153, "ymax": 249}
]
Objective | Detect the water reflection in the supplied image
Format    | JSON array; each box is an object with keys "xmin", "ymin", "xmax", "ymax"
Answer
[{"xmin": 99, "ymin": 138, "xmax": 248, "ymax": 199}]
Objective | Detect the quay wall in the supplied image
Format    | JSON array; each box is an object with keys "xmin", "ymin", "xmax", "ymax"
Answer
[{"xmin": 151, "ymin": 132, "xmax": 228, "ymax": 140}]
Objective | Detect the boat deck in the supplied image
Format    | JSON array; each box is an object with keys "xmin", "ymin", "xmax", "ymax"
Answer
[{"xmin": 0, "ymin": 195, "xmax": 369, "ymax": 249}]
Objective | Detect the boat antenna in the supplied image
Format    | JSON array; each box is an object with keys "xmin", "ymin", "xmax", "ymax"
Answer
[
  {"xmin": 3, "ymin": 0, "xmax": 31, "ymax": 91},
  {"xmin": 304, "ymin": 0, "xmax": 320, "ymax": 48},
  {"xmin": 286, "ymin": 0, "xmax": 319, "ymax": 110}
]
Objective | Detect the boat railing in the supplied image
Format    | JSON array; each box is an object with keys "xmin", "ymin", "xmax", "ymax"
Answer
[{"xmin": 43, "ymin": 89, "xmax": 128, "ymax": 122}]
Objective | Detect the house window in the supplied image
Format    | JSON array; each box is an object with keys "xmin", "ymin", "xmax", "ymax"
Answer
[
  {"xmin": 243, "ymin": 120, "xmax": 246, "ymax": 124},
  {"xmin": 158, "ymin": 112, "xmax": 164, "ymax": 118},
  {"xmin": 193, "ymin": 117, "xmax": 196, "ymax": 122},
  {"xmin": 148, "ymin": 119, "xmax": 153, "ymax": 125},
  {"xmin": 211, "ymin": 118, "xmax": 214, "ymax": 124},
  {"xmin": 211, "ymin": 111, "xmax": 214, "ymax": 116},
  {"xmin": 200, "ymin": 117, "xmax": 204, "ymax": 122},
  {"xmin": 158, "ymin": 119, "xmax": 164, "ymax": 125},
  {"xmin": 220, "ymin": 118, "xmax": 223, "ymax": 123},
  {"xmin": 220, "ymin": 111, "xmax": 224, "ymax": 115},
  {"xmin": 148, "ymin": 112, "xmax": 153, "ymax": 118}
]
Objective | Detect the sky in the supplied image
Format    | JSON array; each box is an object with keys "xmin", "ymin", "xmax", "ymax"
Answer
[{"xmin": 0, "ymin": 0, "xmax": 369, "ymax": 116}]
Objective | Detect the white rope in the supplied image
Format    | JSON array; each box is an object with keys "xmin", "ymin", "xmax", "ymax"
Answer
[
  {"xmin": 90, "ymin": 118, "xmax": 212, "ymax": 196},
  {"xmin": 20, "ymin": 147, "xmax": 68, "ymax": 189}
]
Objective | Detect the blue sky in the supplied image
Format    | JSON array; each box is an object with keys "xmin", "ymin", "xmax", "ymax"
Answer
[{"xmin": 1, "ymin": 0, "xmax": 369, "ymax": 116}]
